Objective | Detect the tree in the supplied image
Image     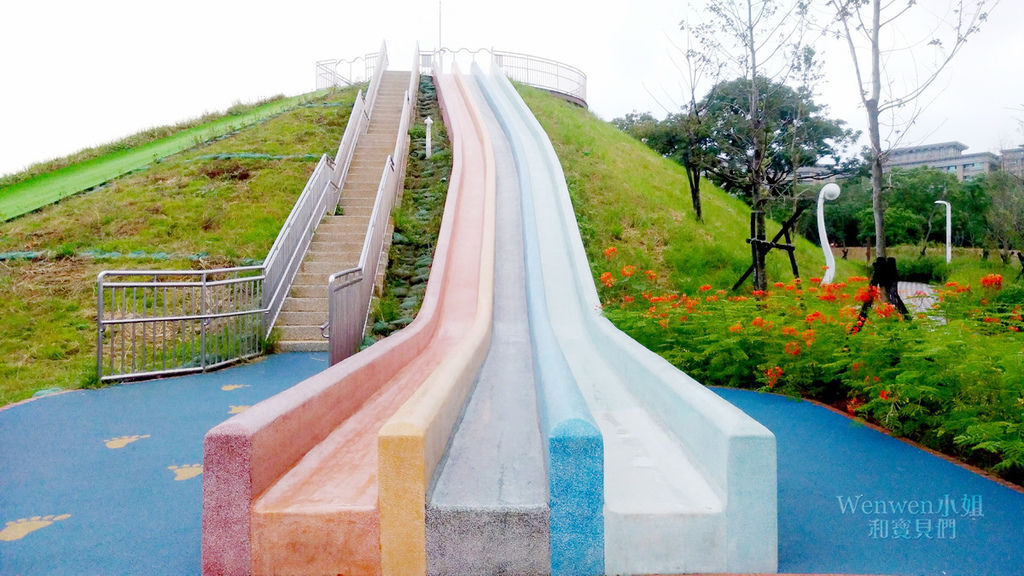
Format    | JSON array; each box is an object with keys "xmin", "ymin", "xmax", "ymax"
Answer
[
  {"xmin": 984, "ymin": 171, "xmax": 1024, "ymax": 263},
  {"xmin": 699, "ymin": 76, "xmax": 856, "ymax": 201},
  {"xmin": 828, "ymin": 0, "xmax": 998, "ymax": 286},
  {"xmin": 683, "ymin": 0, "xmax": 813, "ymax": 290}
]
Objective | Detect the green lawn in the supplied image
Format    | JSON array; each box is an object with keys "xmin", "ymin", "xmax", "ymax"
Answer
[
  {"xmin": 0, "ymin": 91, "xmax": 332, "ymax": 221},
  {"xmin": 0, "ymin": 87, "xmax": 358, "ymax": 406}
]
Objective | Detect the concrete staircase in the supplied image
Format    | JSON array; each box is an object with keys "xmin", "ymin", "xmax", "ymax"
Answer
[{"xmin": 276, "ymin": 70, "xmax": 411, "ymax": 351}]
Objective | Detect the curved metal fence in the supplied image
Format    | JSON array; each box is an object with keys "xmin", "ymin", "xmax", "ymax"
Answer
[{"xmin": 424, "ymin": 48, "xmax": 587, "ymax": 107}]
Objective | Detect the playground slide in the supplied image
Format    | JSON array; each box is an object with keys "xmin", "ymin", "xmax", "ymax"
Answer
[
  {"xmin": 479, "ymin": 69, "xmax": 778, "ymax": 574},
  {"xmin": 423, "ymin": 69, "xmax": 604, "ymax": 576},
  {"xmin": 201, "ymin": 65, "xmax": 495, "ymax": 576}
]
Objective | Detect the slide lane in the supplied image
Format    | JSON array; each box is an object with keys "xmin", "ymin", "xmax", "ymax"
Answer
[
  {"xmin": 473, "ymin": 66, "xmax": 605, "ymax": 576},
  {"xmin": 423, "ymin": 71, "xmax": 549, "ymax": 576},
  {"xmin": 201, "ymin": 65, "xmax": 494, "ymax": 576},
  {"xmin": 482, "ymin": 70, "xmax": 778, "ymax": 574},
  {"xmin": 376, "ymin": 68, "xmax": 497, "ymax": 575}
]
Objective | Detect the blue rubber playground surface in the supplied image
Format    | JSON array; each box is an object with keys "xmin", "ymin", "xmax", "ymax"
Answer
[
  {"xmin": 0, "ymin": 352, "xmax": 328, "ymax": 576},
  {"xmin": 1, "ymin": 352, "xmax": 1021, "ymax": 575}
]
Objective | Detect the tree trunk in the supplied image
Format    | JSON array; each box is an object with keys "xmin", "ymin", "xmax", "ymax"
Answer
[
  {"xmin": 868, "ymin": 0, "xmax": 886, "ymax": 261},
  {"xmin": 748, "ymin": 0, "xmax": 768, "ymax": 291},
  {"xmin": 686, "ymin": 164, "xmax": 703, "ymax": 222}
]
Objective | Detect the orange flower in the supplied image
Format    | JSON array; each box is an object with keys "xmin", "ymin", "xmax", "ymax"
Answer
[
  {"xmin": 728, "ymin": 323, "xmax": 743, "ymax": 333},
  {"xmin": 699, "ymin": 284, "xmax": 712, "ymax": 292},
  {"xmin": 752, "ymin": 289, "xmax": 767, "ymax": 297},
  {"xmin": 854, "ymin": 285, "xmax": 879, "ymax": 304},
  {"xmin": 784, "ymin": 341, "xmax": 801, "ymax": 356},
  {"xmin": 875, "ymin": 302, "xmax": 896, "ymax": 319},
  {"xmin": 781, "ymin": 326, "xmax": 797, "ymax": 336},
  {"xmin": 848, "ymin": 276, "xmax": 869, "ymax": 283},
  {"xmin": 752, "ymin": 316, "xmax": 765, "ymax": 328},
  {"xmin": 846, "ymin": 397, "xmax": 864, "ymax": 415},
  {"xmin": 879, "ymin": 390, "xmax": 891, "ymax": 401},
  {"xmin": 645, "ymin": 269, "xmax": 657, "ymax": 281},
  {"xmin": 981, "ymin": 274, "xmax": 1003, "ymax": 289},
  {"xmin": 809, "ymin": 277, "xmax": 822, "ymax": 285},
  {"xmin": 983, "ymin": 317, "xmax": 999, "ymax": 323},
  {"xmin": 801, "ymin": 329, "xmax": 817, "ymax": 347},
  {"xmin": 603, "ymin": 246, "xmax": 617, "ymax": 259},
  {"xmin": 621, "ymin": 265, "xmax": 636, "ymax": 277},
  {"xmin": 774, "ymin": 282, "xmax": 786, "ymax": 288},
  {"xmin": 622, "ymin": 295, "xmax": 635, "ymax": 304},
  {"xmin": 765, "ymin": 366, "xmax": 783, "ymax": 389},
  {"xmin": 600, "ymin": 272, "xmax": 615, "ymax": 287}
]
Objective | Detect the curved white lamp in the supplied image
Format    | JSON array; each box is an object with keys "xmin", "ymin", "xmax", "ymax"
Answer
[{"xmin": 817, "ymin": 183, "xmax": 841, "ymax": 284}]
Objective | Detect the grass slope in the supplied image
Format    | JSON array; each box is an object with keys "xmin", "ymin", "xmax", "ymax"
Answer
[
  {"xmin": 0, "ymin": 87, "xmax": 358, "ymax": 406},
  {"xmin": 517, "ymin": 84, "xmax": 858, "ymax": 292},
  {"xmin": 0, "ymin": 91, "xmax": 332, "ymax": 221}
]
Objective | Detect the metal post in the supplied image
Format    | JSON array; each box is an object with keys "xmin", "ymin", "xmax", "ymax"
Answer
[
  {"xmin": 424, "ymin": 117, "xmax": 433, "ymax": 159},
  {"xmin": 817, "ymin": 183, "xmax": 841, "ymax": 284},
  {"xmin": 935, "ymin": 200, "xmax": 952, "ymax": 264}
]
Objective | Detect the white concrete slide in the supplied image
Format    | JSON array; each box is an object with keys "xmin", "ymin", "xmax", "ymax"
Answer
[{"xmin": 482, "ymin": 68, "xmax": 778, "ymax": 574}]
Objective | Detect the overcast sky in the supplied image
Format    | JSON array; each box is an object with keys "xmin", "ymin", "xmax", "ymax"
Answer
[{"xmin": 2, "ymin": 0, "xmax": 1022, "ymax": 177}]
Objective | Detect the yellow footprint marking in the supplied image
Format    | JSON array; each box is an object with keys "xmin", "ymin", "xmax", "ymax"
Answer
[
  {"xmin": 228, "ymin": 405, "xmax": 250, "ymax": 414},
  {"xmin": 221, "ymin": 384, "xmax": 249, "ymax": 391},
  {"xmin": 0, "ymin": 514, "xmax": 71, "ymax": 541},
  {"xmin": 168, "ymin": 464, "xmax": 203, "ymax": 481},
  {"xmin": 105, "ymin": 434, "xmax": 150, "ymax": 449}
]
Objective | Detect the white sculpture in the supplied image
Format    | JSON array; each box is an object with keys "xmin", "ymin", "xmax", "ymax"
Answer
[{"xmin": 817, "ymin": 183, "xmax": 841, "ymax": 284}]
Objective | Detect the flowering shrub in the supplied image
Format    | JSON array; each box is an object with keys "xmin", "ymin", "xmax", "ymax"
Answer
[{"xmin": 599, "ymin": 251, "xmax": 1024, "ymax": 484}]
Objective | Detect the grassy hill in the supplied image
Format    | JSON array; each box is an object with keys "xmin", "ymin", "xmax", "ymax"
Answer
[
  {"xmin": 516, "ymin": 84, "xmax": 860, "ymax": 292},
  {"xmin": 0, "ymin": 86, "xmax": 358, "ymax": 406}
]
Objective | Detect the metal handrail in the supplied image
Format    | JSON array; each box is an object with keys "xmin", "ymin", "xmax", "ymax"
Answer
[
  {"xmin": 323, "ymin": 44, "xmax": 418, "ymax": 364},
  {"xmin": 97, "ymin": 45, "xmax": 390, "ymax": 382}
]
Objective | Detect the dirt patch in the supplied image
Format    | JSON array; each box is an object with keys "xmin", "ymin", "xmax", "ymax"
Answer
[{"xmin": 200, "ymin": 160, "xmax": 252, "ymax": 181}]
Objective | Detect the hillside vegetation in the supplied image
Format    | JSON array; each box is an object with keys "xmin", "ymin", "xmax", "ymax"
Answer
[
  {"xmin": 0, "ymin": 87, "xmax": 358, "ymax": 405},
  {"xmin": 519, "ymin": 86, "xmax": 1022, "ymax": 485},
  {"xmin": 517, "ymin": 84, "xmax": 857, "ymax": 291}
]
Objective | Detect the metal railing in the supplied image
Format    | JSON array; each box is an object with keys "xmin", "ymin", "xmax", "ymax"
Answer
[
  {"xmin": 315, "ymin": 50, "xmax": 382, "ymax": 90},
  {"xmin": 324, "ymin": 45, "xmax": 419, "ymax": 364},
  {"xmin": 493, "ymin": 50, "xmax": 587, "ymax": 106},
  {"xmin": 98, "ymin": 45, "xmax": 390, "ymax": 382},
  {"xmin": 97, "ymin": 267, "xmax": 265, "ymax": 380},
  {"xmin": 426, "ymin": 48, "xmax": 587, "ymax": 107}
]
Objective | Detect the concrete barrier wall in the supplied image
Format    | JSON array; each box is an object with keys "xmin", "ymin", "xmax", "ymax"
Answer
[
  {"xmin": 377, "ymin": 67, "xmax": 498, "ymax": 575},
  {"xmin": 475, "ymin": 66, "xmax": 605, "ymax": 576}
]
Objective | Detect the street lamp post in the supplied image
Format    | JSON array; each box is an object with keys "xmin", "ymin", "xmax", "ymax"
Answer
[
  {"xmin": 817, "ymin": 183, "xmax": 841, "ymax": 284},
  {"xmin": 935, "ymin": 200, "xmax": 952, "ymax": 264}
]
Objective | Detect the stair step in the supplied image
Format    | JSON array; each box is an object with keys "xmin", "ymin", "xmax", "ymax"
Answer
[
  {"xmin": 278, "ymin": 310, "xmax": 329, "ymax": 325},
  {"xmin": 276, "ymin": 340, "xmax": 329, "ymax": 352},
  {"xmin": 281, "ymin": 297, "xmax": 329, "ymax": 313},
  {"xmin": 301, "ymin": 261, "xmax": 357, "ymax": 275},
  {"xmin": 289, "ymin": 284, "xmax": 326, "ymax": 299}
]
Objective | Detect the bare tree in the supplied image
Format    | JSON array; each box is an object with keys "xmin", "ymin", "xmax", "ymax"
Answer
[
  {"xmin": 827, "ymin": 0, "xmax": 999, "ymax": 267},
  {"xmin": 683, "ymin": 0, "xmax": 812, "ymax": 290}
]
